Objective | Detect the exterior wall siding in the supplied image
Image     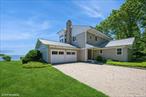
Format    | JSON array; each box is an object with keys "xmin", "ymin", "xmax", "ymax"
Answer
[
  {"xmin": 36, "ymin": 43, "xmax": 49, "ymax": 63},
  {"xmin": 98, "ymin": 47, "xmax": 128, "ymax": 61},
  {"xmin": 79, "ymin": 49, "xmax": 87, "ymax": 61},
  {"xmin": 72, "ymin": 32, "xmax": 86, "ymax": 48},
  {"xmin": 87, "ymin": 32, "xmax": 108, "ymax": 46}
]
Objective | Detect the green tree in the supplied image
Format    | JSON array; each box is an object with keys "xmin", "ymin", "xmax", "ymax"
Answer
[
  {"xmin": 22, "ymin": 50, "xmax": 42, "ymax": 64},
  {"xmin": 2, "ymin": 55, "xmax": 11, "ymax": 61},
  {"xmin": 96, "ymin": 0, "xmax": 146, "ymax": 60}
]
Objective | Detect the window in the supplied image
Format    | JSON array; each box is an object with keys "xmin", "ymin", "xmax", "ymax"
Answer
[
  {"xmin": 52, "ymin": 51, "xmax": 58, "ymax": 55},
  {"xmin": 90, "ymin": 36, "xmax": 92, "ymax": 39},
  {"xmin": 95, "ymin": 37, "xmax": 98, "ymax": 41},
  {"xmin": 100, "ymin": 50, "xmax": 102, "ymax": 54},
  {"xmin": 59, "ymin": 51, "xmax": 64, "ymax": 55},
  {"xmin": 117, "ymin": 48, "xmax": 122, "ymax": 55},
  {"xmin": 65, "ymin": 38, "xmax": 66, "ymax": 42},
  {"xmin": 61, "ymin": 39, "xmax": 64, "ymax": 42},
  {"xmin": 72, "ymin": 36, "xmax": 76, "ymax": 41},
  {"xmin": 67, "ymin": 52, "xmax": 71, "ymax": 55},
  {"xmin": 72, "ymin": 52, "xmax": 75, "ymax": 55}
]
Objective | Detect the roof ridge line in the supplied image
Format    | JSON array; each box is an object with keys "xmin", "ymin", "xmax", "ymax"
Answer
[{"xmin": 110, "ymin": 37, "xmax": 135, "ymax": 42}]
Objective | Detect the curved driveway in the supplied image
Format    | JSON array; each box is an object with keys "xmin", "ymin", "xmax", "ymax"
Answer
[{"xmin": 54, "ymin": 62, "xmax": 146, "ymax": 97}]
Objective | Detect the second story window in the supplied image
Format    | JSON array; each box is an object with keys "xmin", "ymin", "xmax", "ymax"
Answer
[
  {"xmin": 60, "ymin": 39, "xmax": 63, "ymax": 42},
  {"xmin": 90, "ymin": 36, "xmax": 92, "ymax": 39},
  {"xmin": 72, "ymin": 36, "xmax": 76, "ymax": 41},
  {"xmin": 100, "ymin": 50, "xmax": 102, "ymax": 54},
  {"xmin": 65, "ymin": 38, "xmax": 66, "ymax": 42},
  {"xmin": 95, "ymin": 37, "xmax": 98, "ymax": 41}
]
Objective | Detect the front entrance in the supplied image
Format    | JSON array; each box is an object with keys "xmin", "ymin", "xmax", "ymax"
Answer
[{"xmin": 88, "ymin": 49, "xmax": 92, "ymax": 60}]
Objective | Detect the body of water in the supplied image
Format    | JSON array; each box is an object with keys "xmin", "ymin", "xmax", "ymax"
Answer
[{"xmin": 0, "ymin": 55, "xmax": 24, "ymax": 61}]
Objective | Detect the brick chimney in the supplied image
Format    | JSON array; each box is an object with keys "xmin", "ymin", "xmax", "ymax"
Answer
[{"xmin": 66, "ymin": 20, "xmax": 72, "ymax": 44}]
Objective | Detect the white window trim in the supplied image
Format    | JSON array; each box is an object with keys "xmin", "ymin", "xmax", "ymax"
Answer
[{"xmin": 116, "ymin": 48, "xmax": 123, "ymax": 56}]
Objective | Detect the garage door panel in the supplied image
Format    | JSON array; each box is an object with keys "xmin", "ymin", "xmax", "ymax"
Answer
[
  {"xmin": 51, "ymin": 49, "xmax": 77, "ymax": 64},
  {"xmin": 51, "ymin": 50, "xmax": 65, "ymax": 64},
  {"xmin": 65, "ymin": 51, "xmax": 77, "ymax": 62}
]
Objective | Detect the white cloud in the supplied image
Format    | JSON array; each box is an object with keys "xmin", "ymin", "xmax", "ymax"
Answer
[
  {"xmin": 0, "ymin": 33, "xmax": 32, "ymax": 41},
  {"xmin": 25, "ymin": 19, "xmax": 51, "ymax": 31},
  {"xmin": 0, "ymin": 17, "xmax": 51, "ymax": 41},
  {"xmin": 74, "ymin": 1, "xmax": 104, "ymax": 19}
]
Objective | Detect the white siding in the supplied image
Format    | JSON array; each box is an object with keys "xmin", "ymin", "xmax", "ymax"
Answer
[
  {"xmin": 79, "ymin": 49, "xmax": 87, "ymax": 61},
  {"xmin": 36, "ymin": 44, "xmax": 49, "ymax": 62},
  {"xmin": 99, "ymin": 47, "xmax": 128, "ymax": 61}
]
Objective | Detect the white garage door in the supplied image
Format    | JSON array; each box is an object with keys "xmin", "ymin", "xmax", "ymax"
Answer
[{"xmin": 51, "ymin": 49, "xmax": 77, "ymax": 64}]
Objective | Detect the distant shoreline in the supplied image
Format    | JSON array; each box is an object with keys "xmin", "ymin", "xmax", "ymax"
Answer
[{"xmin": 0, "ymin": 55, "xmax": 24, "ymax": 61}]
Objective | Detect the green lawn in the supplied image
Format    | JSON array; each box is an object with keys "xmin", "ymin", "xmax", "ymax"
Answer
[
  {"xmin": 0, "ymin": 61, "xmax": 108, "ymax": 97},
  {"xmin": 106, "ymin": 60, "xmax": 146, "ymax": 68}
]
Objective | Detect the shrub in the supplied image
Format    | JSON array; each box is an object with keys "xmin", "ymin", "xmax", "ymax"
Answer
[
  {"xmin": 20, "ymin": 56, "xmax": 24, "ymax": 60},
  {"xmin": 22, "ymin": 50, "xmax": 42, "ymax": 64},
  {"xmin": 96, "ymin": 56, "xmax": 103, "ymax": 62},
  {"xmin": 22, "ymin": 62, "xmax": 48, "ymax": 68},
  {"xmin": 132, "ymin": 51, "xmax": 146, "ymax": 61},
  {"xmin": 2, "ymin": 55, "xmax": 11, "ymax": 61}
]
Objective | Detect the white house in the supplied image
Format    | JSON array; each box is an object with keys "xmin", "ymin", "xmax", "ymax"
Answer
[{"xmin": 35, "ymin": 20, "xmax": 135, "ymax": 64}]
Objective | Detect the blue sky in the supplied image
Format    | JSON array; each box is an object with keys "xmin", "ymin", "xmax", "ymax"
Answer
[{"xmin": 0, "ymin": 0, "xmax": 124, "ymax": 55}]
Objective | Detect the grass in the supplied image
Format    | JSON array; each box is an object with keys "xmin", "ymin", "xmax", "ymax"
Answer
[
  {"xmin": 106, "ymin": 60, "xmax": 146, "ymax": 68},
  {"xmin": 0, "ymin": 61, "xmax": 108, "ymax": 97},
  {"xmin": 22, "ymin": 62, "xmax": 49, "ymax": 68}
]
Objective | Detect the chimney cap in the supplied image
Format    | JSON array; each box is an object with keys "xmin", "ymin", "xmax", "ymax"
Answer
[{"xmin": 67, "ymin": 20, "xmax": 72, "ymax": 23}]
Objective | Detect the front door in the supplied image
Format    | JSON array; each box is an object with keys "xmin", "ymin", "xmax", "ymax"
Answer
[{"xmin": 88, "ymin": 49, "xmax": 92, "ymax": 60}]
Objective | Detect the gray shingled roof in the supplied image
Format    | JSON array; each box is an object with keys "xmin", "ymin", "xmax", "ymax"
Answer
[
  {"xmin": 86, "ymin": 37, "xmax": 135, "ymax": 48},
  {"xmin": 38, "ymin": 37, "xmax": 134, "ymax": 49},
  {"xmin": 105, "ymin": 37, "xmax": 135, "ymax": 47},
  {"xmin": 85, "ymin": 44, "xmax": 96, "ymax": 48},
  {"xmin": 39, "ymin": 39, "xmax": 77, "ymax": 48}
]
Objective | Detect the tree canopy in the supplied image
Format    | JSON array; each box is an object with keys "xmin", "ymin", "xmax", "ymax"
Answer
[{"xmin": 96, "ymin": 0, "xmax": 146, "ymax": 60}]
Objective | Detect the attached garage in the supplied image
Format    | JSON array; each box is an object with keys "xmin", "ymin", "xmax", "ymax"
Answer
[
  {"xmin": 35, "ymin": 39, "xmax": 78, "ymax": 64},
  {"xmin": 51, "ymin": 49, "xmax": 77, "ymax": 64}
]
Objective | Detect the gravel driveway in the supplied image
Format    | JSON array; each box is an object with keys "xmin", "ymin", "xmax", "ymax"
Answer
[{"xmin": 54, "ymin": 62, "xmax": 146, "ymax": 97}]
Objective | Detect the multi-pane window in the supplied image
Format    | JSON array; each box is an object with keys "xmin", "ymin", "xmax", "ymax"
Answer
[
  {"xmin": 60, "ymin": 39, "xmax": 63, "ymax": 42},
  {"xmin": 72, "ymin": 36, "xmax": 76, "ymax": 41},
  {"xmin": 117, "ymin": 48, "xmax": 122, "ymax": 55},
  {"xmin": 59, "ymin": 51, "xmax": 64, "ymax": 55},
  {"xmin": 72, "ymin": 52, "xmax": 75, "ymax": 55},
  {"xmin": 67, "ymin": 52, "xmax": 71, "ymax": 55},
  {"xmin": 65, "ymin": 38, "xmax": 66, "ymax": 42},
  {"xmin": 95, "ymin": 37, "xmax": 98, "ymax": 41},
  {"xmin": 52, "ymin": 51, "xmax": 58, "ymax": 55},
  {"xmin": 100, "ymin": 50, "xmax": 102, "ymax": 54},
  {"xmin": 90, "ymin": 36, "xmax": 92, "ymax": 39}
]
